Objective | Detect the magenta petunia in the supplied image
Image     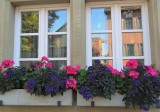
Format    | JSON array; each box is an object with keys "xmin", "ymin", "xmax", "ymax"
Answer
[
  {"xmin": 107, "ymin": 65, "xmax": 119, "ymax": 75},
  {"xmin": 1, "ymin": 59, "xmax": 14, "ymax": 68},
  {"xmin": 63, "ymin": 65, "xmax": 78, "ymax": 75},
  {"xmin": 129, "ymin": 71, "xmax": 139, "ymax": 78},
  {"xmin": 41, "ymin": 56, "xmax": 49, "ymax": 62},
  {"xmin": 126, "ymin": 59, "xmax": 138, "ymax": 69},
  {"xmin": 76, "ymin": 64, "xmax": 81, "ymax": 70},
  {"xmin": 120, "ymin": 70, "xmax": 125, "ymax": 78},
  {"xmin": 146, "ymin": 66, "xmax": 158, "ymax": 76},
  {"xmin": 66, "ymin": 78, "xmax": 77, "ymax": 89},
  {"xmin": 45, "ymin": 63, "xmax": 52, "ymax": 68}
]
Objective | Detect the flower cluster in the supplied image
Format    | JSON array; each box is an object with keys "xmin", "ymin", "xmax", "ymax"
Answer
[
  {"xmin": 35, "ymin": 56, "xmax": 52, "ymax": 69},
  {"xmin": 77, "ymin": 60, "xmax": 120, "ymax": 100},
  {"xmin": 0, "ymin": 59, "xmax": 26, "ymax": 94},
  {"xmin": 116, "ymin": 59, "xmax": 160, "ymax": 111}
]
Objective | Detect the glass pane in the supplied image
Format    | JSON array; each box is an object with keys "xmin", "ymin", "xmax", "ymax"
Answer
[
  {"xmin": 48, "ymin": 10, "xmax": 67, "ymax": 32},
  {"xmin": 122, "ymin": 33, "xmax": 143, "ymax": 56},
  {"xmin": 92, "ymin": 33, "xmax": 112, "ymax": 57},
  {"xmin": 92, "ymin": 8, "xmax": 112, "ymax": 31},
  {"xmin": 123, "ymin": 59, "xmax": 144, "ymax": 67},
  {"xmin": 21, "ymin": 11, "xmax": 39, "ymax": 33},
  {"xmin": 20, "ymin": 61, "xmax": 36, "ymax": 68},
  {"xmin": 21, "ymin": 36, "xmax": 38, "ymax": 58},
  {"xmin": 92, "ymin": 60, "xmax": 113, "ymax": 66},
  {"xmin": 121, "ymin": 6, "xmax": 142, "ymax": 30},
  {"xmin": 51, "ymin": 60, "xmax": 67, "ymax": 69},
  {"xmin": 48, "ymin": 35, "xmax": 67, "ymax": 58}
]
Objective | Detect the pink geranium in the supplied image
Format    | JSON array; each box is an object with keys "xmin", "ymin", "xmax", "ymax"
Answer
[
  {"xmin": 0, "ymin": 66, "xmax": 2, "ymax": 71},
  {"xmin": 1, "ymin": 59, "xmax": 14, "ymax": 68},
  {"xmin": 129, "ymin": 71, "xmax": 139, "ymax": 78},
  {"xmin": 66, "ymin": 78, "xmax": 77, "ymax": 89},
  {"xmin": 3, "ymin": 72, "xmax": 6, "ymax": 77},
  {"xmin": 41, "ymin": 56, "xmax": 49, "ymax": 62},
  {"xmin": 76, "ymin": 64, "xmax": 81, "ymax": 70},
  {"xmin": 107, "ymin": 65, "xmax": 119, "ymax": 75},
  {"xmin": 120, "ymin": 70, "xmax": 125, "ymax": 78},
  {"xmin": 146, "ymin": 66, "xmax": 158, "ymax": 76},
  {"xmin": 126, "ymin": 59, "xmax": 138, "ymax": 69},
  {"xmin": 63, "ymin": 65, "xmax": 78, "ymax": 75},
  {"xmin": 45, "ymin": 63, "xmax": 52, "ymax": 68}
]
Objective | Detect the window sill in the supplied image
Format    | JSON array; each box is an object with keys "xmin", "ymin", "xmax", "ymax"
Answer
[
  {"xmin": 77, "ymin": 92, "xmax": 125, "ymax": 107},
  {"xmin": 0, "ymin": 89, "xmax": 72, "ymax": 106}
]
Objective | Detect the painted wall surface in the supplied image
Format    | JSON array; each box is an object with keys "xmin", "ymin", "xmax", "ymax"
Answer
[{"xmin": 0, "ymin": 0, "xmax": 160, "ymax": 112}]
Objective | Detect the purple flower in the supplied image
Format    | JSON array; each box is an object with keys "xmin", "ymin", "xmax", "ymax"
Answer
[
  {"xmin": 79, "ymin": 86, "xmax": 87, "ymax": 94},
  {"xmin": 83, "ymin": 92, "xmax": 93, "ymax": 100},
  {"xmin": 95, "ymin": 60, "xmax": 100, "ymax": 64},
  {"xmin": 5, "ymin": 70, "xmax": 14, "ymax": 78},
  {"xmin": 140, "ymin": 104, "xmax": 150, "ymax": 111},
  {"xmin": 88, "ymin": 66, "xmax": 94, "ymax": 71},
  {"xmin": 45, "ymin": 83, "xmax": 59, "ymax": 95},
  {"xmin": 142, "ymin": 75, "xmax": 150, "ymax": 81},
  {"xmin": 88, "ymin": 74, "xmax": 97, "ymax": 79},
  {"xmin": 131, "ymin": 79, "xmax": 140, "ymax": 86},
  {"xmin": 27, "ymin": 79, "xmax": 36, "ymax": 89},
  {"xmin": 130, "ymin": 89, "xmax": 139, "ymax": 95},
  {"xmin": 50, "ymin": 75, "xmax": 59, "ymax": 82}
]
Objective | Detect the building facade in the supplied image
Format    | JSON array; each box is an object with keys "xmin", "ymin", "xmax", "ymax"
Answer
[{"xmin": 0, "ymin": 0, "xmax": 160, "ymax": 112}]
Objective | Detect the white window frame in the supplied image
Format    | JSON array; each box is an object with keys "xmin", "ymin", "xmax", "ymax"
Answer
[
  {"xmin": 86, "ymin": 0, "xmax": 151, "ymax": 70},
  {"xmin": 14, "ymin": 4, "xmax": 70, "ymax": 67}
]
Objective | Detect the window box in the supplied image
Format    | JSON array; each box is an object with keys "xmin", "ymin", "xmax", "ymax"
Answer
[
  {"xmin": 77, "ymin": 92, "xmax": 125, "ymax": 107},
  {"xmin": 0, "ymin": 89, "xmax": 72, "ymax": 106}
]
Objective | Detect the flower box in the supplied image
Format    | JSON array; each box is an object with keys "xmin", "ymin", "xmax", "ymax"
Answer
[
  {"xmin": 77, "ymin": 92, "xmax": 125, "ymax": 107},
  {"xmin": 0, "ymin": 89, "xmax": 72, "ymax": 106}
]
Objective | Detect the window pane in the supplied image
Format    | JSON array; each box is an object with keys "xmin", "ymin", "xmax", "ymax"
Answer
[
  {"xmin": 48, "ymin": 10, "xmax": 67, "ymax": 32},
  {"xmin": 48, "ymin": 35, "xmax": 67, "ymax": 58},
  {"xmin": 123, "ymin": 59, "xmax": 144, "ymax": 66},
  {"xmin": 51, "ymin": 60, "xmax": 67, "ymax": 69},
  {"xmin": 20, "ymin": 61, "xmax": 36, "ymax": 68},
  {"xmin": 21, "ymin": 11, "xmax": 39, "ymax": 33},
  {"xmin": 92, "ymin": 8, "xmax": 112, "ymax": 31},
  {"xmin": 121, "ymin": 6, "xmax": 142, "ymax": 30},
  {"xmin": 92, "ymin": 33, "xmax": 112, "ymax": 57},
  {"xmin": 122, "ymin": 32, "xmax": 143, "ymax": 56},
  {"xmin": 21, "ymin": 36, "xmax": 38, "ymax": 58},
  {"xmin": 92, "ymin": 60, "xmax": 113, "ymax": 66}
]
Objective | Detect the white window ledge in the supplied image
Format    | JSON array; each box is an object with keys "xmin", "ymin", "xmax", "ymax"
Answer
[
  {"xmin": 0, "ymin": 89, "xmax": 72, "ymax": 106},
  {"xmin": 77, "ymin": 92, "xmax": 125, "ymax": 107}
]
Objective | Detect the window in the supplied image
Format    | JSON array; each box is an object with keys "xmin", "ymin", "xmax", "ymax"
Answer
[
  {"xmin": 86, "ymin": 2, "xmax": 151, "ymax": 70},
  {"xmin": 14, "ymin": 5, "xmax": 70, "ymax": 68}
]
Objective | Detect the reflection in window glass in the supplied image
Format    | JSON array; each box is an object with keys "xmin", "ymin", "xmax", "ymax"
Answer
[
  {"xmin": 51, "ymin": 60, "xmax": 67, "ymax": 69},
  {"xmin": 20, "ymin": 61, "xmax": 36, "ymax": 68},
  {"xmin": 91, "ymin": 8, "xmax": 112, "ymax": 31},
  {"xmin": 122, "ymin": 32, "xmax": 143, "ymax": 56},
  {"xmin": 48, "ymin": 35, "xmax": 67, "ymax": 58},
  {"xmin": 92, "ymin": 60, "xmax": 113, "ymax": 66},
  {"xmin": 123, "ymin": 59, "xmax": 144, "ymax": 67},
  {"xmin": 21, "ymin": 11, "xmax": 39, "ymax": 33},
  {"xmin": 21, "ymin": 36, "xmax": 38, "ymax": 58},
  {"xmin": 121, "ymin": 6, "xmax": 142, "ymax": 30},
  {"xmin": 48, "ymin": 10, "xmax": 67, "ymax": 32},
  {"xmin": 92, "ymin": 33, "xmax": 112, "ymax": 57}
]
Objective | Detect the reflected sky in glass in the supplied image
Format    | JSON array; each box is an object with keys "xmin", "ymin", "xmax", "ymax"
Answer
[
  {"xmin": 91, "ymin": 8, "xmax": 111, "ymax": 31},
  {"xmin": 48, "ymin": 10, "xmax": 67, "ymax": 32},
  {"xmin": 92, "ymin": 33, "xmax": 112, "ymax": 57}
]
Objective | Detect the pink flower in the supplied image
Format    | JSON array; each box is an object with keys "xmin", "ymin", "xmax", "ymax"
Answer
[
  {"xmin": 3, "ymin": 72, "xmax": 6, "ymax": 77},
  {"xmin": 120, "ymin": 70, "xmax": 125, "ymax": 78},
  {"xmin": 35, "ymin": 62, "xmax": 43, "ymax": 69},
  {"xmin": 45, "ymin": 63, "xmax": 52, "ymax": 68},
  {"xmin": 126, "ymin": 59, "xmax": 138, "ymax": 69},
  {"xmin": 1, "ymin": 60, "xmax": 14, "ymax": 68},
  {"xmin": 146, "ymin": 66, "xmax": 158, "ymax": 76},
  {"xmin": 107, "ymin": 65, "xmax": 119, "ymax": 75},
  {"xmin": 63, "ymin": 66, "xmax": 78, "ymax": 75},
  {"xmin": 66, "ymin": 78, "xmax": 77, "ymax": 89},
  {"xmin": 129, "ymin": 71, "xmax": 139, "ymax": 78},
  {"xmin": 76, "ymin": 64, "xmax": 81, "ymax": 70},
  {"xmin": 41, "ymin": 56, "xmax": 49, "ymax": 62},
  {"xmin": 0, "ymin": 66, "xmax": 2, "ymax": 71}
]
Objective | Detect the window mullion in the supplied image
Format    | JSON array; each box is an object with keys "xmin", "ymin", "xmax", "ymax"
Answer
[{"xmin": 114, "ymin": 4, "xmax": 123, "ymax": 70}]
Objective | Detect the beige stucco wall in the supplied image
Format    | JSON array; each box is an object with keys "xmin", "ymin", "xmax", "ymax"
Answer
[{"xmin": 0, "ymin": 0, "xmax": 160, "ymax": 112}]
